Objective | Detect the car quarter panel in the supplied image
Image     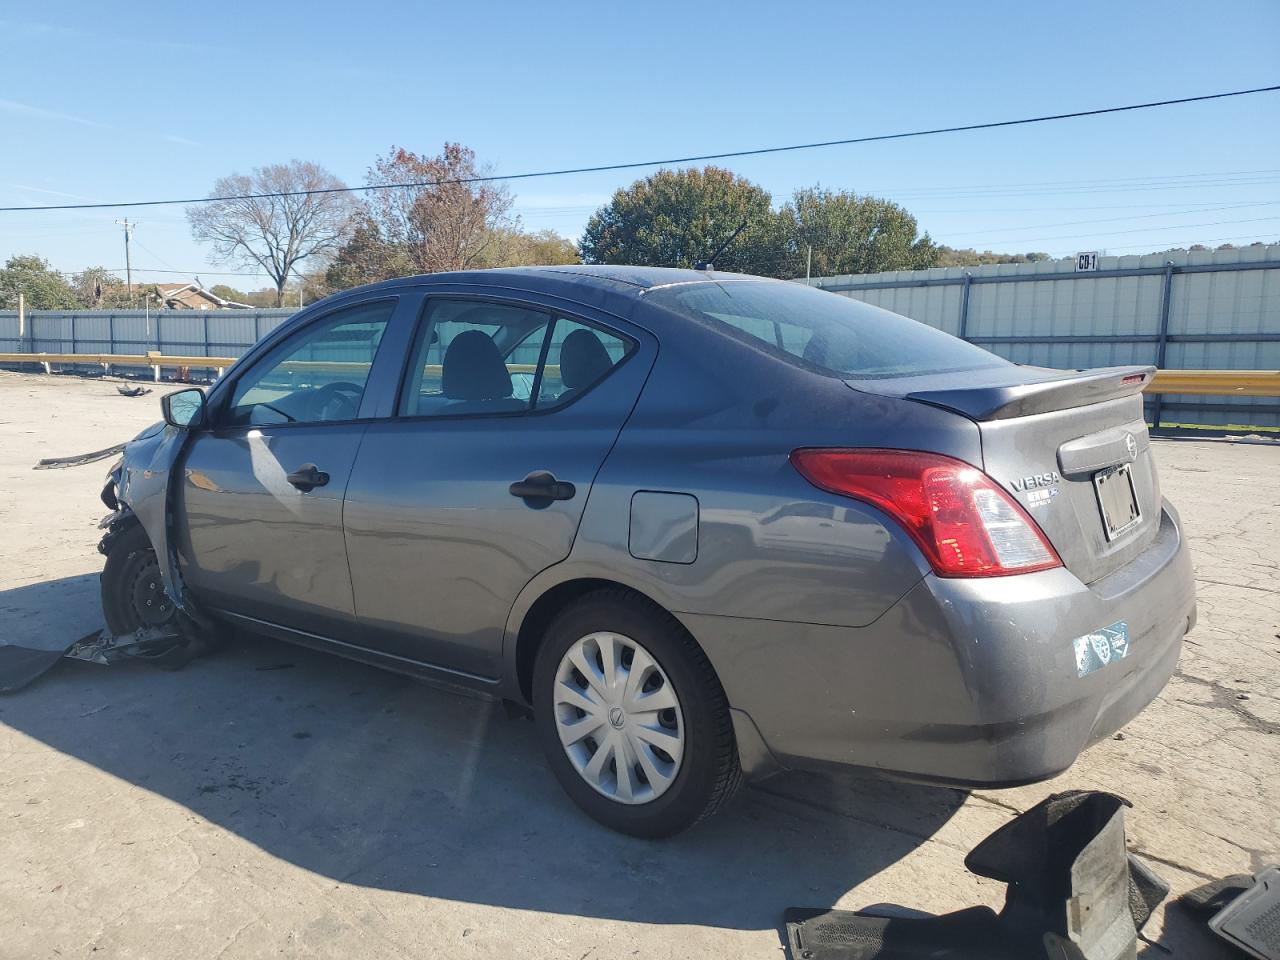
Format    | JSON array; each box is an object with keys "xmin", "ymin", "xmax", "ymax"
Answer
[{"xmin": 676, "ymin": 501, "xmax": 1193, "ymax": 784}]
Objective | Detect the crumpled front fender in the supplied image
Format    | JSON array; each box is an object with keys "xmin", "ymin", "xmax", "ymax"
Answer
[{"xmin": 115, "ymin": 422, "xmax": 190, "ymax": 608}]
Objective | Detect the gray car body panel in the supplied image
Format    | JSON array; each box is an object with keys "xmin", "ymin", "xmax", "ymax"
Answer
[{"xmin": 102, "ymin": 266, "xmax": 1195, "ymax": 788}]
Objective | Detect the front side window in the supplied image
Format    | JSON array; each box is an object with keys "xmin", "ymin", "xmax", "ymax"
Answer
[
  {"xmin": 646, "ymin": 280, "xmax": 1011, "ymax": 380},
  {"xmin": 399, "ymin": 300, "xmax": 631, "ymax": 417},
  {"xmin": 226, "ymin": 300, "xmax": 393, "ymax": 426}
]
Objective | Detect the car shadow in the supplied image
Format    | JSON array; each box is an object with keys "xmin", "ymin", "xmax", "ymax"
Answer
[{"xmin": 0, "ymin": 577, "xmax": 968, "ymax": 933}]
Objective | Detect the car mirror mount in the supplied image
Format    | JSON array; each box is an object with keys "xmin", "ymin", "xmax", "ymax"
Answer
[{"xmin": 161, "ymin": 387, "xmax": 207, "ymax": 430}]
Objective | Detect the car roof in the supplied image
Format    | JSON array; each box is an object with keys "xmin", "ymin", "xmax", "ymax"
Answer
[{"xmin": 376, "ymin": 264, "xmax": 764, "ymax": 294}]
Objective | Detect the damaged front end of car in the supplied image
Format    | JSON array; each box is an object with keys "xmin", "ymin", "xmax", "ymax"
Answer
[{"xmin": 78, "ymin": 418, "xmax": 216, "ymax": 666}]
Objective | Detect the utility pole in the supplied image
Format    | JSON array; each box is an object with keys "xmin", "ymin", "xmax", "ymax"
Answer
[
  {"xmin": 115, "ymin": 218, "xmax": 136, "ymax": 298},
  {"xmin": 806, "ymin": 245, "xmax": 812, "ymax": 282}
]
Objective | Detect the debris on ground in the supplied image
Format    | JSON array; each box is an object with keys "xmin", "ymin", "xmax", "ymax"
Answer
[
  {"xmin": 0, "ymin": 630, "xmax": 99, "ymax": 693},
  {"xmin": 1179, "ymin": 866, "xmax": 1280, "ymax": 959},
  {"xmin": 34, "ymin": 442, "xmax": 126, "ymax": 470},
  {"xmin": 65, "ymin": 626, "xmax": 191, "ymax": 667},
  {"xmin": 116, "ymin": 385, "xmax": 152, "ymax": 398},
  {"xmin": 785, "ymin": 791, "xmax": 1168, "ymax": 960}
]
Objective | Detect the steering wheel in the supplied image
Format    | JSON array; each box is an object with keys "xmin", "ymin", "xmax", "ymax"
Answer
[{"xmin": 307, "ymin": 381, "xmax": 364, "ymax": 421}]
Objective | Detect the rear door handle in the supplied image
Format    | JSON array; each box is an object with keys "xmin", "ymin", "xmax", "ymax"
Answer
[
  {"xmin": 509, "ymin": 470, "xmax": 575, "ymax": 503},
  {"xmin": 286, "ymin": 463, "xmax": 330, "ymax": 492}
]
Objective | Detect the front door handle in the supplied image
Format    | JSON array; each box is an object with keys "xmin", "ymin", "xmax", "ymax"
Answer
[
  {"xmin": 286, "ymin": 463, "xmax": 330, "ymax": 492},
  {"xmin": 509, "ymin": 470, "xmax": 575, "ymax": 503}
]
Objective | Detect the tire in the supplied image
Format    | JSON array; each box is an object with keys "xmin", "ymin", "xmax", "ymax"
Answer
[
  {"xmin": 532, "ymin": 588, "xmax": 741, "ymax": 838},
  {"xmin": 100, "ymin": 523, "xmax": 193, "ymax": 669}
]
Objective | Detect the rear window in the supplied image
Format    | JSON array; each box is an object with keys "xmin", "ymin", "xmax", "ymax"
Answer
[{"xmin": 645, "ymin": 280, "xmax": 1011, "ymax": 380}]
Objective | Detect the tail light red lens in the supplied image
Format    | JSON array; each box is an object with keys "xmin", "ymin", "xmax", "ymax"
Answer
[{"xmin": 789, "ymin": 448, "xmax": 1062, "ymax": 577}]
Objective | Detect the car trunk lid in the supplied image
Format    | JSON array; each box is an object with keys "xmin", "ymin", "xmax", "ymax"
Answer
[{"xmin": 847, "ymin": 365, "xmax": 1161, "ymax": 584}]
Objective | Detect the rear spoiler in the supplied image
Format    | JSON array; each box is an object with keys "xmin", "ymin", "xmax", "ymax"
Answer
[{"xmin": 849, "ymin": 365, "xmax": 1156, "ymax": 421}]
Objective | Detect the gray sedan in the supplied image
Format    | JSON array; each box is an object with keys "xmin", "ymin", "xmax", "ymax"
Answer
[{"xmin": 97, "ymin": 266, "xmax": 1196, "ymax": 837}]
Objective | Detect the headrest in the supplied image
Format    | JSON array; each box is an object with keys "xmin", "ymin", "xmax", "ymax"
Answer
[
  {"xmin": 441, "ymin": 330, "xmax": 513, "ymax": 400},
  {"xmin": 560, "ymin": 328, "xmax": 613, "ymax": 389}
]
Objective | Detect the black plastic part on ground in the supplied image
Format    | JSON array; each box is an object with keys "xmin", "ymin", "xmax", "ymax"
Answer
[
  {"xmin": 784, "ymin": 791, "xmax": 1167, "ymax": 960},
  {"xmin": 1181, "ymin": 866, "xmax": 1280, "ymax": 960},
  {"xmin": 0, "ymin": 644, "xmax": 75, "ymax": 693}
]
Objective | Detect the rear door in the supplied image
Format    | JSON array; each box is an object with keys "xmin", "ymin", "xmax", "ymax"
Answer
[
  {"xmin": 341, "ymin": 293, "xmax": 654, "ymax": 679},
  {"xmin": 175, "ymin": 298, "xmax": 400, "ymax": 636}
]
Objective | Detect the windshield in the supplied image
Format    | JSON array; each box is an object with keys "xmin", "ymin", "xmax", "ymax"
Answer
[{"xmin": 646, "ymin": 280, "xmax": 1011, "ymax": 380}]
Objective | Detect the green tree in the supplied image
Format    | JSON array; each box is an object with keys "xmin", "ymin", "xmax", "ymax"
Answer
[
  {"xmin": 209, "ymin": 283, "xmax": 250, "ymax": 304},
  {"xmin": 325, "ymin": 218, "xmax": 414, "ymax": 290},
  {"xmin": 579, "ymin": 167, "xmax": 782, "ymax": 273},
  {"xmin": 935, "ymin": 247, "xmax": 1051, "ymax": 267},
  {"xmin": 0, "ymin": 255, "xmax": 79, "ymax": 310},
  {"xmin": 70, "ymin": 266, "xmax": 136, "ymax": 307},
  {"xmin": 778, "ymin": 188, "xmax": 938, "ymax": 278},
  {"xmin": 476, "ymin": 228, "xmax": 579, "ymax": 268}
]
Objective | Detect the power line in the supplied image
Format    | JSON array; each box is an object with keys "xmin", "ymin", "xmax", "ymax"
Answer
[
  {"xmin": 2, "ymin": 84, "xmax": 1277, "ymax": 213},
  {"xmin": 105, "ymin": 266, "xmax": 273, "ymax": 278}
]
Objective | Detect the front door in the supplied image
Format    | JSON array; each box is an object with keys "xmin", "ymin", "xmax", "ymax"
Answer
[
  {"xmin": 175, "ymin": 298, "xmax": 397, "ymax": 637},
  {"xmin": 342, "ymin": 294, "xmax": 651, "ymax": 679}
]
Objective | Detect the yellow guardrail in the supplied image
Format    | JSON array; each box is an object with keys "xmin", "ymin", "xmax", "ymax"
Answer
[
  {"xmin": 0, "ymin": 350, "xmax": 238, "ymax": 368},
  {"xmin": 1145, "ymin": 369, "xmax": 1280, "ymax": 397},
  {"xmin": 0, "ymin": 352, "xmax": 554, "ymax": 380},
  {"xmin": 1, "ymin": 351, "xmax": 1277, "ymax": 397}
]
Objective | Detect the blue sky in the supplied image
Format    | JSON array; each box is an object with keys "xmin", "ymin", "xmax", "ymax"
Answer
[{"xmin": 1, "ymin": 0, "xmax": 1277, "ymax": 288}]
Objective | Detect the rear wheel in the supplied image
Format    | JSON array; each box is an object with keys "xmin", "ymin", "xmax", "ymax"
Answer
[
  {"xmin": 100, "ymin": 523, "xmax": 192, "ymax": 669},
  {"xmin": 532, "ymin": 589, "xmax": 741, "ymax": 837}
]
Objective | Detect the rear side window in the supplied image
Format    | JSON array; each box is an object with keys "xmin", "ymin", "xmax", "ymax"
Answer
[
  {"xmin": 536, "ymin": 318, "xmax": 630, "ymax": 409},
  {"xmin": 398, "ymin": 299, "xmax": 632, "ymax": 417},
  {"xmin": 400, "ymin": 300, "xmax": 548, "ymax": 417},
  {"xmin": 646, "ymin": 280, "xmax": 1010, "ymax": 380}
]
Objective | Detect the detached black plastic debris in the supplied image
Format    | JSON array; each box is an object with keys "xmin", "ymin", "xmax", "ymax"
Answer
[
  {"xmin": 785, "ymin": 791, "xmax": 1167, "ymax": 960},
  {"xmin": 34, "ymin": 441, "xmax": 126, "ymax": 470},
  {"xmin": 0, "ymin": 642, "xmax": 81, "ymax": 693},
  {"xmin": 116, "ymin": 384, "xmax": 152, "ymax": 397},
  {"xmin": 1180, "ymin": 865, "xmax": 1280, "ymax": 959}
]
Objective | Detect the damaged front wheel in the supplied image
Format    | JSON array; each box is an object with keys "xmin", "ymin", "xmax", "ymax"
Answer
[{"xmin": 100, "ymin": 523, "xmax": 194, "ymax": 669}]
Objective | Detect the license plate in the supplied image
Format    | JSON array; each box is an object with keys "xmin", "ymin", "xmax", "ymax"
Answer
[{"xmin": 1093, "ymin": 463, "xmax": 1141, "ymax": 540}]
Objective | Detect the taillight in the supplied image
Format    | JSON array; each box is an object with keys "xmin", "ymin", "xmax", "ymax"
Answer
[{"xmin": 789, "ymin": 448, "xmax": 1062, "ymax": 578}]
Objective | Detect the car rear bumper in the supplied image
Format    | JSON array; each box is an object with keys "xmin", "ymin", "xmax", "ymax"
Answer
[{"xmin": 683, "ymin": 500, "xmax": 1195, "ymax": 785}]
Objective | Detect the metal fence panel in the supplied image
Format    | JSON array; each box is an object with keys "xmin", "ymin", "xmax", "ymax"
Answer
[{"xmin": 0, "ymin": 308, "xmax": 296, "ymax": 359}]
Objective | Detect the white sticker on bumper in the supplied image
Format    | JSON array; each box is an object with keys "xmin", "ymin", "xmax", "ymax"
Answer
[{"xmin": 1073, "ymin": 621, "xmax": 1130, "ymax": 677}]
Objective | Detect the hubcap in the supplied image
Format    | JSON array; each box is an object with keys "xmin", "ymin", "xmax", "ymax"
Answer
[
  {"xmin": 129, "ymin": 555, "xmax": 174, "ymax": 628},
  {"xmin": 552, "ymin": 632, "xmax": 684, "ymax": 805}
]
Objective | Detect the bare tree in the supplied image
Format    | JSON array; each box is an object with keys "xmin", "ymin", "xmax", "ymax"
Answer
[
  {"xmin": 187, "ymin": 161, "xmax": 356, "ymax": 306},
  {"xmin": 364, "ymin": 143, "xmax": 515, "ymax": 273}
]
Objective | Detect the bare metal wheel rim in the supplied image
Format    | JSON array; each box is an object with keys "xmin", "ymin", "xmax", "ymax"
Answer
[{"xmin": 552, "ymin": 631, "xmax": 685, "ymax": 805}]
